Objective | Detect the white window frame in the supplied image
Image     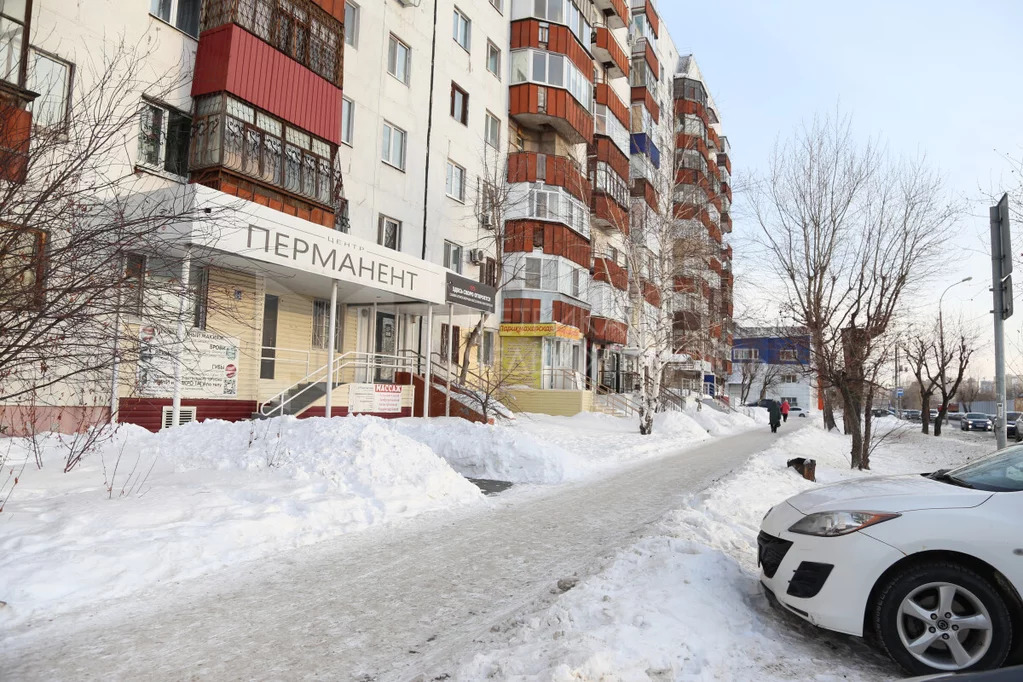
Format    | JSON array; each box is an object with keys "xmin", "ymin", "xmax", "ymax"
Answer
[
  {"xmin": 378, "ymin": 215, "xmax": 402, "ymax": 251},
  {"xmin": 341, "ymin": 96, "xmax": 354, "ymax": 146},
  {"xmin": 387, "ymin": 34, "xmax": 410, "ymax": 85},
  {"xmin": 443, "ymin": 240, "xmax": 463, "ymax": 274},
  {"xmin": 779, "ymin": 349, "xmax": 798, "ymax": 362},
  {"xmin": 479, "ymin": 329, "xmax": 495, "ymax": 366},
  {"xmin": 732, "ymin": 348, "xmax": 758, "ymax": 361},
  {"xmin": 28, "ymin": 48, "xmax": 72, "ymax": 130},
  {"xmin": 509, "ymin": 48, "xmax": 593, "ymax": 111},
  {"xmin": 138, "ymin": 100, "xmax": 191, "ymax": 178},
  {"xmin": 780, "ymin": 373, "xmax": 800, "ymax": 384},
  {"xmin": 486, "ymin": 40, "xmax": 501, "ymax": 78},
  {"xmin": 381, "ymin": 121, "xmax": 407, "ymax": 170},
  {"xmin": 344, "ymin": 1, "xmax": 360, "ymax": 48},
  {"xmin": 484, "ymin": 111, "xmax": 500, "ymax": 149},
  {"xmin": 453, "ymin": 7, "xmax": 471, "ymax": 52},
  {"xmin": 148, "ymin": 0, "xmax": 200, "ymax": 38},
  {"xmin": 445, "ymin": 160, "xmax": 466, "ymax": 202}
]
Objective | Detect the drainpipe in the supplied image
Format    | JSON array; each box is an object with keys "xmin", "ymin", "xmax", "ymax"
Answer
[
  {"xmin": 325, "ymin": 280, "xmax": 338, "ymax": 416},
  {"xmin": 171, "ymin": 246, "xmax": 192, "ymax": 428},
  {"xmin": 420, "ymin": 0, "xmax": 439, "ymax": 260}
]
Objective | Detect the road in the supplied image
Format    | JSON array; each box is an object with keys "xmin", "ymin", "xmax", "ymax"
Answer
[{"xmin": 1, "ymin": 422, "xmax": 800, "ymax": 681}]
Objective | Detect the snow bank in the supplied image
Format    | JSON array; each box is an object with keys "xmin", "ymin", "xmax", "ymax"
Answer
[
  {"xmin": 0, "ymin": 416, "xmax": 482, "ymax": 625},
  {"xmin": 451, "ymin": 422, "xmax": 993, "ymax": 681}
]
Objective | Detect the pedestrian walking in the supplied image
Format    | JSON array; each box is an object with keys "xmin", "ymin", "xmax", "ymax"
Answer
[
  {"xmin": 780, "ymin": 399, "xmax": 790, "ymax": 423},
  {"xmin": 768, "ymin": 400, "xmax": 782, "ymax": 433}
]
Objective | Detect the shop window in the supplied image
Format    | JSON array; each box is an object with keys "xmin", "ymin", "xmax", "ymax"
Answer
[{"xmin": 479, "ymin": 330, "xmax": 495, "ymax": 366}]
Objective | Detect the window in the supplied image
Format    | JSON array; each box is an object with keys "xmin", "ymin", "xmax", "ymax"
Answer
[
  {"xmin": 450, "ymin": 82, "xmax": 469, "ymax": 125},
  {"xmin": 190, "ymin": 94, "xmax": 335, "ymax": 206},
  {"xmin": 190, "ymin": 264, "xmax": 208, "ymax": 330},
  {"xmin": 484, "ymin": 111, "xmax": 500, "ymax": 148},
  {"xmin": 445, "ymin": 160, "xmax": 465, "ymax": 202},
  {"xmin": 311, "ymin": 299, "xmax": 344, "ymax": 349},
  {"xmin": 780, "ymin": 374, "xmax": 799, "ymax": 384},
  {"xmin": 489, "ymin": 0, "xmax": 503, "ymax": 12},
  {"xmin": 779, "ymin": 349, "xmax": 797, "ymax": 362},
  {"xmin": 387, "ymin": 34, "xmax": 410, "ymax": 84},
  {"xmin": 344, "ymin": 1, "xmax": 360, "ymax": 47},
  {"xmin": 138, "ymin": 101, "xmax": 191, "ymax": 177},
  {"xmin": 510, "ymin": 0, "xmax": 591, "ymax": 46},
  {"xmin": 571, "ymin": 268, "xmax": 581, "ymax": 298},
  {"xmin": 732, "ymin": 348, "xmax": 758, "ymax": 361},
  {"xmin": 28, "ymin": 49, "xmax": 71, "ymax": 129},
  {"xmin": 381, "ymin": 121, "xmax": 406, "ymax": 170},
  {"xmin": 378, "ymin": 215, "xmax": 401, "ymax": 251},
  {"xmin": 149, "ymin": 0, "xmax": 200, "ymax": 38},
  {"xmin": 509, "ymin": 48, "xmax": 593, "ymax": 110},
  {"xmin": 341, "ymin": 97, "xmax": 354, "ymax": 146},
  {"xmin": 479, "ymin": 330, "xmax": 495, "ymax": 366},
  {"xmin": 486, "ymin": 40, "xmax": 501, "ymax": 78},
  {"xmin": 1, "ymin": 225, "xmax": 46, "ymax": 309},
  {"xmin": 452, "ymin": 8, "xmax": 471, "ymax": 51},
  {"xmin": 443, "ymin": 240, "xmax": 463, "ymax": 274},
  {"xmin": 0, "ymin": 1, "xmax": 27, "ymax": 86},
  {"xmin": 441, "ymin": 323, "xmax": 461, "ymax": 363},
  {"xmin": 479, "ymin": 257, "xmax": 497, "ymax": 287},
  {"xmin": 524, "ymin": 257, "xmax": 542, "ymax": 288},
  {"xmin": 123, "ymin": 254, "xmax": 146, "ymax": 315}
]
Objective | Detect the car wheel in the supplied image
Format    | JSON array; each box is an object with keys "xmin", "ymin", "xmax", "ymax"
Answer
[{"xmin": 873, "ymin": 561, "xmax": 1013, "ymax": 675}]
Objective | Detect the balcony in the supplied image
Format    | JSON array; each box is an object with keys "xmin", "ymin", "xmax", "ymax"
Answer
[
  {"xmin": 631, "ymin": 177, "xmax": 659, "ymax": 214},
  {"xmin": 592, "ymin": 0, "xmax": 630, "ymax": 29},
  {"xmin": 507, "ymin": 151, "xmax": 591, "ymax": 205},
  {"xmin": 589, "ymin": 316, "xmax": 628, "ymax": 345},
  {"xmin": 0, "ymin": 94, "xmax": 32, "ymax": 184},
  {"xmin": 592, "ymin": 26, "xmax": 629, "ymax": 80},
  {"xmin": 675, "ymin": 98, "xmax": 708, "ymax": 127},
  {"xmin": 630, "ymin": 86, "xmax": 659, "ymax": 123},
  {"xmin": 510, "ymin": 84, "xmax": 594, "ymax": 145},
  {"xmin": 720, "ymin": 212, "xmax": 733, "ymax": 234},
  {"xmin": 511, "ymin": 20, "xmax": 594, "ymax": 75},
  {"xmin": 591, "ymin": 136, "xmax": 630, "ymax": 186},
  {"xmin": 592, "ymin": 255, "xmax": 628, "ymax": 291},
  {"xmin": 630, "ymin": 133, "xmax": 660, "ymax": 169},
  {"xmin": 676, "ymin": 132, "xmax": 713, "ymax": 168},
  {"xmin": 632, "ymin": 37, "xmax": 660, "ymax": 82},
  {"xmin": 592, "ymin": 191, "xmax": 630, "ymax": 234}
]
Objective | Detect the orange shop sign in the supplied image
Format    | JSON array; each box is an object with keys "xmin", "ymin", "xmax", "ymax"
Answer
[{"xmin": 499, "ymin": 323, "xmax": 583, "ymax": 341}]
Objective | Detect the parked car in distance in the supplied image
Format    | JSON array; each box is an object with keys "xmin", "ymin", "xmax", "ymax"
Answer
[
  {"xmin": 947, "ymin": 412, "xmax": 964, "ymax": 422},
  {"xmin": 759, "ymin": 445, "xmax": 1023, "ymax": 675},
  {"xmin": 789, "ymin": 406, "xmax": 808, "ymax": 418},
  {"xmin": 1005, "ymin": 412, "xmax": 1020, "ymax": 439},
  {"xmin": 904, "ymin": 410, "xmax": 922, "ymax": 422},
  {"xmin": 1016, "ymin": 414, "xmax": 1023, "ymax": 443},
  {"xmin": 962, "ymin": 413, "xmax": 993, "ymax": 432}
]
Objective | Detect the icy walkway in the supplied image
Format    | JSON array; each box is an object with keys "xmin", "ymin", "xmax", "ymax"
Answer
[{"xmin": 1, "ymin": 423, "xmax": 792, "ymax": 681}]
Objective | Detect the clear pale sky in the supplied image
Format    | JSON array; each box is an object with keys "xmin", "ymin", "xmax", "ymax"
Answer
[{"xmin": 660, "ymin": 0, "xmax": 1023, "ymax": 378}]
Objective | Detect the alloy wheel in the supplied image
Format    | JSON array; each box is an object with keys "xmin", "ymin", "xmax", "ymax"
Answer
[{"xmin": 896, "ymin": 581, "xmax": 993, "ymax": 671}]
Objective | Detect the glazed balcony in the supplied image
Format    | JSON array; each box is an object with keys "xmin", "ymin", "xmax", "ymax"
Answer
[
  {"xmin": 675, "ymin": 98, "xmax": 708, "ymax": 127},
  {"xmin": 718, "ymin": 152, "xmax": 732, "ymax": 176},
  {"xmin": 510, "ymin": 84, "xmax": 594, "ymax": 145},
  {"xmin": 592, "ymin": 255, "xmax": 629, "ymax": 291},
  {"xmin": 632, "ymin": 177, "xmax": 659, "ymax": 213},
  {"xmin": 591, "ymin": 136, "xmax": 631, "ymax": 185},
  {"xmin": 592, "ymin": 26, "xmax": 629, "ymax": 80},
  {"xmin": 0, "ymin": 94, "xmax": 32, "ymax": 184},
  {"xmin": 592, "ymin": 0, "xmax": 630, "ymax": 29},
  {"xmin": 630, "ymin": 87, "xmax": 660, "ymax": 123},
  {"xmin": 720, "ymin": 212, "xmax": 733, "ymax": 234},
  {"xmin": 630, "ymin": 132, "xmax": 661, "ymax": 169},
  {"xmin": 595, "ymin": 83, "xmax": 630, "ymax": 130},
  {"xmin": 511, "ymin": 20, "xmax": 593, "ymax": 75},
  {"xmin": 677, "ymin": 132, "xmax": 713, "ymax": 168},
  {"xmin": 632, "ymin": 37, "xmax": 659, "ymax": 82},
  {"xmin": 592, "ymin": 193, "xmax": 630, "ymax": 234},
  {"xmin": 507, "ymin": 151, "xmax": 591, "ymax": 205}
]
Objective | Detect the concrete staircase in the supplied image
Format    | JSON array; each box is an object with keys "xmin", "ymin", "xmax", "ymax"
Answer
[{"xmin": 254, "ymin": 382, "xmax": 332, "ymax": 419}]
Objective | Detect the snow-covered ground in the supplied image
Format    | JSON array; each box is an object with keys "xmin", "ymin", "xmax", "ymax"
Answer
[
  {"xmin": 0, "ymin": 404, "xmax": 761, "ymax": 628},
  {"xmin": 448, "ymin": 417, "xmax": 996, "ymax": 681}
]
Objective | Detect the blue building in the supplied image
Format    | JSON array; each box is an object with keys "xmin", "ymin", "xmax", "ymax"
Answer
[{"xmin": 727, "ymin": 327, "xmax": 818, "ymax": 410}]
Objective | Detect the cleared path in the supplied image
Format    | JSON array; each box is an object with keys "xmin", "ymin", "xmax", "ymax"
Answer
[{"xmin": 1, "ymin": 422, "xmax": 800, "ymax": 681}]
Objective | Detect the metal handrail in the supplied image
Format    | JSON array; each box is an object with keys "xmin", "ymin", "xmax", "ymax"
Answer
[{"xmin": 260, "ymin": 346, "xmax": 314, "ymax": 376}]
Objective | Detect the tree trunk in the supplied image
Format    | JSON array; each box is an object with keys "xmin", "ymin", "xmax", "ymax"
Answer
[
  {"xmin": 862, "ymin": 388, "xmax": 874, "ymax": 470},
  {"xmin": 934, "ymin": 405, "xmax": 945, "ymax": 436},
  {"xmin": 458, "ymin": 317, "xmax": 484, "ymax": 385},
  {"xmin": 920, "ymin": 393, "xmax": 931, "ymax": 435},
  {"xmin": 822, "ymin": 396, "xmax": 837, "ymax": 431},
  {"xmin": 638, "ymin": 365, "xmax": 655, "ymax": 435}
]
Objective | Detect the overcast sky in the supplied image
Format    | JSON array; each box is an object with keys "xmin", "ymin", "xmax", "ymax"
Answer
[{"xmin": 659, "ymin": 0, "xmax": 1023, "ymax": 378}]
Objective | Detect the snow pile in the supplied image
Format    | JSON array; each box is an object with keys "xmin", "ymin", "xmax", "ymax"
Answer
[
  {"xmin": 392, "ymin": 417, "xmax": 588, "ymax": 484},
  {"xmin": 451, "ymin": 423, "xmax": 992, "ymax": 681},
  {"xmin": 0, "ymin": 416, "xmax": 482, "ymax": 625}
]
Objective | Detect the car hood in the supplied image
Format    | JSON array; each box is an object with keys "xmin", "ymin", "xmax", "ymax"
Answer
[{"xmin": 786, "ymin": 474, "xmax": 993, "ymax": 514}]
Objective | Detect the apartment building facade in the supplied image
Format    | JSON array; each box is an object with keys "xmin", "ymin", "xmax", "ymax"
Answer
[
  {"xmin": 726, "ymin": 327, "xmax": 817, "ymax": 410},
  {"xmin": 0, "ymin": 0, "xmax": 733, "ymax": 433}
]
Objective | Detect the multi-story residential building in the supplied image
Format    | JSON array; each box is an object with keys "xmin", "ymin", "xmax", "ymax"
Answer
[
  {"xmin": 727, "ymin": 327, "xmax": 817, "ymax": 410},
  {"xmin": 0, "ymin": 0, "xmax": 734, "ymax": 432}
]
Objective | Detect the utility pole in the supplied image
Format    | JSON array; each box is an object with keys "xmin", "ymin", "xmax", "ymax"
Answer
[{"xmin": 990, "ymin": 193, "xmax": 1013, "ymax": 449}]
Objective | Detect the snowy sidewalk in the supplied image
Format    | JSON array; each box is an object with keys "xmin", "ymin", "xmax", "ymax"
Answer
[{"xmin": 1, "ymin": 422, "xmax": 789, "ymax": 682}]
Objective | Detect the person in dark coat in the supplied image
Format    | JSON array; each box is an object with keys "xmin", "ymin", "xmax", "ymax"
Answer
[{"xmin": 768, "ymin": 400, "xmax": 782, "ymax": 433}]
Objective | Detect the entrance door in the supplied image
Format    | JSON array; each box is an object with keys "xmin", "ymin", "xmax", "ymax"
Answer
[
  {"xmin": 260, "ymin": 294, "xmax": 279, "ymax": 379},
  {"xmin": 375, "ymin": 312, "xmax": 396, "ymax": 382}
]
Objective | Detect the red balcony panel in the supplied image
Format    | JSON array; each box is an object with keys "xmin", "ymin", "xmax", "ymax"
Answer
[
  {"xmin": 676, "ymin": 132, "xmax": 713, "ymax": 167},
  {"xmin": 707, "ymin": 220, "xmax": 722, "ymax": 244},
  {"xmin": 631, "ymin": 177, "xmax": 659, "ymax": 213},
  {"xmin": 724, "ymin": 244, "xmax": 733, "ymax": 261},
  {"xmin": 595, "ymin": 83, "xmax": 630, "ymax": 128},
  {"xmin": 593, "ymin": 256, "xmax": 628, "ymax": 291},
  {"xmin": 594, "ymin": 0, "xmax": 629, "ymax": 29},
  {"xmin": 553, "ymin": 300, "xmax": 590, "ymax": 332},
  {"xmin": 591, "ymin": 137, "xmax": 630, "ymax": 186},
  {"xmin": 642, "ymin": 279, "xmax": 661, "ymax": 308},
  {"xmin": 0, "ymin": 103, "xmax": 31, "ymax": 184},
  {"xmin": 675, "ymin": 99, "xmax": 707, "ymax": 126},
  {"xmin": 507, "ymin": 151, "xmax": 591, "ymax": 205},
  {"xmin": 593, "ymin": 27, "xmax": 629, "ymax": 79},
  {"xmin": 503, "ymin": 297, "xmax": 543, "ymax": 324},
  {"xmin": 589, "ymin": 316, "xmax": 628, "ymax": 345},
  {"xmin": 591, "ymin": 193, "xmax": 630, "ymax": 234},
  {"xmin": 310, "ymin": 0, "xmax": 346, "ymax": 21},
  {"xmin": 630, "ymin": 87, "xmax": 659, "ymax": 123},
  {"xmin": 644, "ymin": 0, "xmax": 660, "ymax": 37},
  {"xmin": 709, "ymin": 257, "xmax": 722, "ymax": 275},
  {"xmin": 720, "ymin": 213, "xmax": 732, "ymax": 234},
  {"xmin": 511, "ymin": 20, "xmax": 593, "ymax": 77},
  {"xmin": 193, "ymin": 24, "xmax": 342, "ymax": 144},
  {"xmin": 509, "ymin": 84, "xmax": 593, "ymax": 145},
  {"xmin": 718, "ymin": 153, "xmax": 732, "ymax": 174},
  {"xmin": 504, "ymin": 220, "xmax": 591, "ymax": 268},
  {"xmin": 638, "ymin": 39, "xmax": 659, "ymax": 80}
]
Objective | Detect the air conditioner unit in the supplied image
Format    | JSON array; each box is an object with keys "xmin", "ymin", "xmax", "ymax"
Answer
[
  {"xmin": 161, "ymin": 406, "xmax": 197, "ymax": 429},
  {"xmin": 480, "ymin": 214, "xmax": 494, "ymax": 230},
  {"xmin": 469, "ymin": 248, "xmax": 486, "ymax": 264}
]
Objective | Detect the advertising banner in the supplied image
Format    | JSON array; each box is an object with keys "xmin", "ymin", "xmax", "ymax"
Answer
[
  {"xmin": 348, "ymin": 383, "xmax": 404, "ymax": 414},
  {"xmin": 138, "ymin": 326, "xmax": 240, "ymax": 398}
]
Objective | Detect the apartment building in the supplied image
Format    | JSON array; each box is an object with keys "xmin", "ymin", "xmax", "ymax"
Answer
[
  {"xmin": 0, "ymin": 0, "xmax": 734, "ymax": 432},
  {"xmin": 726, "ymin": 327, "xmax": 818, "ymax": 410}
]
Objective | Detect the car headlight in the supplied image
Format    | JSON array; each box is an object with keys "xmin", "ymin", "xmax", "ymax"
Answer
[{"xmin": 788, "ymin": 511, "xmax": 900, "ymax": 537}]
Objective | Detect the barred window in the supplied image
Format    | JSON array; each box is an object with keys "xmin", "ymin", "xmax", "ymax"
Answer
[{"xmin": 311, "ymin": 299, "xmax": 343, "ymax": 349}]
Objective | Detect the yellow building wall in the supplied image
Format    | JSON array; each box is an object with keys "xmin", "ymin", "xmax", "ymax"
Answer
[
  {"xmin": 500, "ymin": 336, "xmax": 542, "ymax": 389},
  {"xmin": 505, "ymin": 389, "xmax": 594, "ymax": 417}
]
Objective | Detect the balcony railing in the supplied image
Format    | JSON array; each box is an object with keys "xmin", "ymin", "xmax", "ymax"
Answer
[{"xmin": 201, "ymin": 0, "xmax": 344, "ymax": 88}]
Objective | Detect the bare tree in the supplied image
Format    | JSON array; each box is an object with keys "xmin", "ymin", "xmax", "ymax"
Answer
[
  {"xmin": 753, "ymin": 112, "xmax": 960, "ymax": 468},
  {"xmin": 736, "ymin": 358, "xmax": 763, "ymax": 404},
  {"xmin": 905, "ymin": 332, "xmax": 939, "ymax": 435},
  {"xmin": 958, "ymin": 377, "xmax": 981, "ymax": 412},
  {"xmin": 933, "ymin": 323, "xmax": 975, "ymax": 436}
]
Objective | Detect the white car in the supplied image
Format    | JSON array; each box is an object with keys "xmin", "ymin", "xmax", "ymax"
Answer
[{"xmin": 759, "ymin": 447, "xmax": 1023, "ymax": 675}]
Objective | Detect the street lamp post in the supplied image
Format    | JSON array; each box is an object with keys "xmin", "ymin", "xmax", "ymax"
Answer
[{"xmin": 938, "ymin": 276, "xmax": 973, "ymax": 427}]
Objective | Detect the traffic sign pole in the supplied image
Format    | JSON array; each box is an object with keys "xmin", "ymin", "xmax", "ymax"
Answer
[{"xmin": 991, "ymin": 194, "xmax": 1012, "ymax": 449}]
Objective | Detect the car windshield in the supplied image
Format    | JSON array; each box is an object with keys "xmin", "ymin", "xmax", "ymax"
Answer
[
  {"xmin": 966, "ymin": 413, "xmax": 987, "ymax": 419},
  {"xmin": 945, "ymin": 446, "xmax": 1023, "ymax": 492},
  {"xmin": 1009, "ymin": 413, "xmax": 1021, "ymax": 421}
]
